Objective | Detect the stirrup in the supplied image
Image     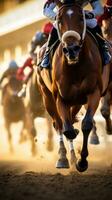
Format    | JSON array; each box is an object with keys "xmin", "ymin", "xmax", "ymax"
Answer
[{"xmin": 41, "ymin": 55, "xmax": 50, "ymax": 68}]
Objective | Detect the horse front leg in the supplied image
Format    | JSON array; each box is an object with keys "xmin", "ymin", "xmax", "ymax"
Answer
[
  {"xmin": 5, "ymin": 121, "xmax": 13, "ymax": 153},
  {"xmin": 37, "ymin": 79, "xmax": 69, "ymax": 167},
  {"xmin": 76, "ymin": 89, "xmax": 101, "ymax": 172},
  {"xmin": 45, "ymin": 113, "xmax": 54, "ymax": 152},
  {"xmin": 90, "ymin": 119, "xmax": 100, "ymax": 145},
  {"xmin": 56, "ymin": 95, "xmax": 80, "ymax": 140},
  {"xmin": 84, "ymin": 105, "xmax": 99, "ymax": 145},
  {"xmin": 56, "ymin": 133, "xmax": 69, "ymax": 168},
  {"xmin": 24, "ymin": 109, "xmax": 37, "ymax": 156},
  {"xmin": 68, "ymin": 139, "xmax": 77, "ymax": 166}
]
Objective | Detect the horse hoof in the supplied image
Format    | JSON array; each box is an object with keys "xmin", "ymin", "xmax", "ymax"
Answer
[
  {"xmin": 56, "ymin": 158, "xmax": 70, "ymax": 169},
  {"xmin": 76, "ymin": 159, "xmax": 88, "ymax": 172},
  {"xmin": 63, "ymin": 128, "xmax": 79, "ymax": 140},
  {"xmin": 90, "ymin": 135, "xmax": 100, "ymax": 145}
]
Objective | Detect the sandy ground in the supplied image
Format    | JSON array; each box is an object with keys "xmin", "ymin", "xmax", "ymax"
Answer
[
  {"xmin": 0, "ymin": 105, "xmax": 112, "ymax": 200},
  {"xmin": 0, "ymin": 161, "xmax": 112, "ymax": 200}
]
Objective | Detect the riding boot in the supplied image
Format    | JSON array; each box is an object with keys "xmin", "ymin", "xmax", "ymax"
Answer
[
  {"xmin": 88, "ymin": 25, "xmax": 111, "ymax": 65},
  {"xmin": 41, "ymin": 27, "xmax": 58, "ymax": 68}
]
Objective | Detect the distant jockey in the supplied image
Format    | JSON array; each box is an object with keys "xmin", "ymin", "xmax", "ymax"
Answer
[
  {"xmin": 0, "ymin": 60, "xmax": 18, "ymax": 85},
  {"xmin": 16, "ymin": 22, "xmax": 53, "ymax": 97}
]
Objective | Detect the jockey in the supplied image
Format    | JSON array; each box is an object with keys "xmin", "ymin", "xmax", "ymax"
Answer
[
  {"xmin": 16, "ymin": 57, "xmax": 33, "ymax": 82},
  {"xmin": 17, "ymin": 22, "xmax": 53, "ymax": 97},
  {"xmin": 17, "ymin": 57, "xmax": 34, "ymax": 97},
  {"xmin": 0, "ymin": 60, "xmax": 18, "ymax": 104},
  {"xmin": 97, "ymin": 0, "xmax": 112, "ymax": 27},
  {"xmin": 29, "ymin": 22, "xmax": 53, "ymax": 63},
  {"xmin": 17, "ymin": 22, "xmax": 53, "ymax": 81},
  {"xmin": 0, "ymin": 60, "xmax": 18, "ymax": 85},
  {"xmin": 41, "ymin": 0, "xmax": 111, "ymax": 68}
]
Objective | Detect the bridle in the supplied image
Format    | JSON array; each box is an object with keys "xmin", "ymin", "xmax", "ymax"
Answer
[{"xmin": 56, "ymin": 3, "xmax": 86, "ymax": 46}]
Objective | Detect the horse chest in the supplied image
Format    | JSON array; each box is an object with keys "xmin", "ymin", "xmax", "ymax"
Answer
[{"xmin": 57, "ymin": 75, "xmax": 95, "ymax": 105}]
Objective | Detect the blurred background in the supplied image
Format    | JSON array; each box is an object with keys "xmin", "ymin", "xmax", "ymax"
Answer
[
  {"xmin": 0, "ymin": 0, "xmax": 105, "ymax": 72},
  {"xmin": 0, "ymin": 0, "xmax": 109, "ymax": 162},
  {"xmin": 0, "ymin": 0, "xmax": 46, "ymax": 72}
]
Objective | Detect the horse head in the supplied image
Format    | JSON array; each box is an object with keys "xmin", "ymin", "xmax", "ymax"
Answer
[
  {"xmin": 56, "ymin": 1, "xmax": 86, "ymax": 64},
  {"xmin": 7, "ymin": 76, "xmax": 22, "ymax": 98}
]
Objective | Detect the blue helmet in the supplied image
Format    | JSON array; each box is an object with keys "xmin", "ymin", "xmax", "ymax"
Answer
[
  {"xmin": 32, "ymin": 31, "xmax": 46, "ymax": 44},
  {"xmin": 8, "ymin": 60, "xmax": 18, "ymax": 70}
]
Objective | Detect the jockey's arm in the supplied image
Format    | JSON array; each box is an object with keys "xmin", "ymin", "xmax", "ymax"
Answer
[{"xmin": 43, "ymin": 1, "xmax": 57, "ymax": 21}]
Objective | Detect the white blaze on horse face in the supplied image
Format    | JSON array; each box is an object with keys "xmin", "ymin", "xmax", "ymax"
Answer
[
  {"xmin": 62, "ymin": 31, "xmax": 81, "ymax": 43},
  {"xmin": 66, "ymin": 9, "xmax": 74, "ymax": 19}
]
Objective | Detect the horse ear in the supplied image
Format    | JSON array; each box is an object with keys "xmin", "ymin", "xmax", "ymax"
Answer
[{"xmin": 54, "ymin": 0, "xmax": 63, "ymax": 7}]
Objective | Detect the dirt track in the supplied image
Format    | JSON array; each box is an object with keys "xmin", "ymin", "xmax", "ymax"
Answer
[
  {"xmin": 0, "ymin": 107, "xmax": 112, "ymax": 200},
  {"xmin": 0, "ymin": 161, "xmax": 112, "ymax": 200}
]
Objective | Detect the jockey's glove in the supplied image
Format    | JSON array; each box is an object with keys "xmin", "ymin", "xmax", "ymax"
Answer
[{"xmin": 85, "ymin": 11, "xmax": 95, "ymax": 19}]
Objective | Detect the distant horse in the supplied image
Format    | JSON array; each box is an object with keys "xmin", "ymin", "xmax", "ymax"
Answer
[
  {"xmin": 37, "ymin": 1, "xmax": 107, "ymax": 172},
  {"xmin": 25, "ymin": 70, "xmax": 54, "ymax": 152},
  {"xmin": 100, "ymin": 17, "xmax": 112, "ymax": 134},
  {"xmin": 1, "ymin": 74, "xmax": 36, "ymax": 155},
  {"xmin": 17, "ymin": 30, "xmax": 54, "ymax": 152},
  {"xmin": 90, "ymin": 16, "xmax": 112, "ymax": 143}
]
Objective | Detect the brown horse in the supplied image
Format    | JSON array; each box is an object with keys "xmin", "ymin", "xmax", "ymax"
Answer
[
  {"xmin": 88, "ymin": 16, "xmax": 112, "ymax": 145},
  {"xmin": 17, "ymin": 31, "xmax": 54, "ymax": 152},
  {"xmin": 37, "ymin": 1, "xmax": 108, "ymax": 172},
  {"xmin": 100, "ymin": 17, "xmax": 112, "ymax": 134},
  {"xmin": 25, "ymin": 70, "xmax": 54, "ymax": 152},
  {"xmin": 1, "ymin": 73, "xmax": 36, "ymax": 155},
  {"xmin": 90, "ymin": 16, "xmax": 112, "ymax": 143}
]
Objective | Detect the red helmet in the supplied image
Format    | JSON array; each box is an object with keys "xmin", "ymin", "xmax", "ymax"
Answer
[
  {"xmin": 106, "ymin": 0, "xmax": 112, "ymax": 7},
  {"xmin": 42, "ymin": 22, "xmax": 53, "ymax": 35}
]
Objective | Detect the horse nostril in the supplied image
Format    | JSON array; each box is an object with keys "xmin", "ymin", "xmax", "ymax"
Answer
[{"xmin": 63, "ymin": 47, "xmax": 68, "ymax": 54}]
